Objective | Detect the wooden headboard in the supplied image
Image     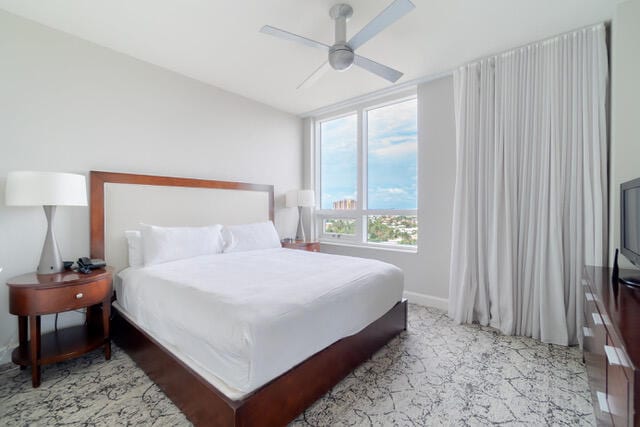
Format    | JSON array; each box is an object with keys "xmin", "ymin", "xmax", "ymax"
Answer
[{"xmin": 89, "ymin": 171, "xmax": 274, "ymax": 270}]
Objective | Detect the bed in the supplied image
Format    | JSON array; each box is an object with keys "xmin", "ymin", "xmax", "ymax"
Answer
[{"xmin": 89, "ymin": 171, "xmax": 407, "ymax": 426}]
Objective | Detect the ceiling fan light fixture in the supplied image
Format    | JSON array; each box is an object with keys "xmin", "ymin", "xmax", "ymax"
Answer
[{"xmin": 329, "ymin": 43, "xmax": 354, "ymax": 71}]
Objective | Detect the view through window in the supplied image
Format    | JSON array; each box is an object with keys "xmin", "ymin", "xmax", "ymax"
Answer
[{"xmin": 318, "ymin": 96, "xmax": 418, "ymax": 247}]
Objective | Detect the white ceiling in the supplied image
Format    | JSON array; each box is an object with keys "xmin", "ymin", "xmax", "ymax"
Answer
[{"xmin": 0, "ymin": 0, "xmax": 617, "ymax": 115}]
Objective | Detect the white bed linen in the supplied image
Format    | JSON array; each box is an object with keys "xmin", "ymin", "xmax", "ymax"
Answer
[{"xmin": 116, "ymin": 248, "xmax": 403, "ymax": 400}]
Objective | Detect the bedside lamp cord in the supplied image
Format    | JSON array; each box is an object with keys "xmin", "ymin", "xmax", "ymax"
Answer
[{"xmin": 54, "ymin": 308, "xmax": 86, "ymax": 331}]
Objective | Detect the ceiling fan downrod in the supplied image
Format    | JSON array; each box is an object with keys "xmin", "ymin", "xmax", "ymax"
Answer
[{"xmin": 328, "ymin": 4, "xmax": 354, "ymax": 71}]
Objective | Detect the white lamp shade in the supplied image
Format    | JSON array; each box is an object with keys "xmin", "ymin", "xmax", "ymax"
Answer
[
  {"xmin": 286, "ymin": 189, "xmax": 315, "ymax": 208},
  {"xmin": 5, "ymin": 171, "xmax": 88, "ymax": 206}
]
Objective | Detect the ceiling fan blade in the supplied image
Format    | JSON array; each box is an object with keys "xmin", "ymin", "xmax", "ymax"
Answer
[
  {"xmin": 347, "ymin": 0, "xmax": 415, "ymax": 50},
  {"xmin": 260, "ymin": 25, "xmax": 330, "ymax": 51},
  {"xmin": 297, "ymin": 61, "xmax": 331, "ymax": 89},
  {"xmin": 353, "ymin": 55, "xmax": 403, "ymax": 83}
]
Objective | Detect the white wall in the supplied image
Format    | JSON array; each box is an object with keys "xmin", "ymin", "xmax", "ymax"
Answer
[
  {"xmin": 0, "ymin": 11, "xmax": 303, "ymax": 363},
  {"xmin": 320, "ymin": 76, "xmax": 457, "ymax": 309},
  {"xmin": 610, "ymin": 0, "xmax": 640, "ymax": 267}
]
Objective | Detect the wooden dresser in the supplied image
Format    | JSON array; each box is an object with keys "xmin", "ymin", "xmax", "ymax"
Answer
[{"xmin": 583, "ymin": 266, "xmax": 640, "ymax": 426}]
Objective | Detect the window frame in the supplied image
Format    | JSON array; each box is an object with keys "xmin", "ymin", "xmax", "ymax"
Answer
[{"xmin": 313, "ymin": 89, "xmax": 418, "ymax": 250}]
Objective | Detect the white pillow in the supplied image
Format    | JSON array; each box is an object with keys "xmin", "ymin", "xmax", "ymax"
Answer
[
  {"xmin": 124, "ymin": 230, "xmax": 143, "ymax": 268},
  {"xmin": 223, "ymin": 221, "xmax": 281, "ymax": 253},
  {"xmin": 220, "ymin": 227, "xmax": 236, "ymax": 252},
  {"xmin": 141, "ymin": 223, "xmax": 225, "ymax": 266}
]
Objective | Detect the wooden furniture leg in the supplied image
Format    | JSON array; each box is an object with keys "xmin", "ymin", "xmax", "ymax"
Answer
[
  {"xmin": 102, "ymin": 298, "xmax": 111, "ymax": 360},
  {"xmin": 18, "ymin": 316, "xmax": 27, "ymax": 370},
  {"xmin": 29, "ymin": 315, "xmax": 41, "ymax": 387}
]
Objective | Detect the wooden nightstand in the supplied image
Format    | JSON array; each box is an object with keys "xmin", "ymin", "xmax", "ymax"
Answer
[
  {"xmin": 281, "ymin": 240, "xmax": 320, "ymax": 252},
  {"xmin": 6, "ymin": 267, "xmax": 113, "ymax": 387}
]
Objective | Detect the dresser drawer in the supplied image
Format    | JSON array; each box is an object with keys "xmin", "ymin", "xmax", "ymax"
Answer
[
  {"xmin": 606, "ymin": 336, "xmax": 631, "ymax": 426},
  {"xmin": 584, "ymin": 292, "xmax": 607, "ymax": 347},
  {"xmin": 9, "ymin": 278, "xmax": 112, "ymax": 315},
  {"xmin": 583, "ymin": 288, "xmax": 612, "ymax": 425}
]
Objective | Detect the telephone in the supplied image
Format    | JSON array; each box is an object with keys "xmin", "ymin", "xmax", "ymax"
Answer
[{"xmin": 77, "ymin": 257, "xmax": 106, "ymax": 273}]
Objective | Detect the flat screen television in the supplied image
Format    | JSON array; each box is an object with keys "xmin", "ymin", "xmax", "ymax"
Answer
[{"xmin": 620, "ymin": 177, "xmax": 640, "ymax": 285}]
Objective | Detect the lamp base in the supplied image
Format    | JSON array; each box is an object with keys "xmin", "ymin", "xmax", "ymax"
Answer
[
  {"xmin": 37, "ymin": 205, "xmax": 64, "ymax": 275},
  {"xmin": 296, "ymin": 206, "xmax": 307, "ymax": 242}
]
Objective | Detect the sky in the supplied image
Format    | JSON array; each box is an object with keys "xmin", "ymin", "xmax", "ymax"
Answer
[{"xmin": 320, "ymin": 98, "xmax": 417, "ymax": 210}]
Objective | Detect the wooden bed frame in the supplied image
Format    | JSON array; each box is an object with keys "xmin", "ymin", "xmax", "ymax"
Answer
[{"xmin": 89, "ymin": 170, "xmax": 408, "ymax": 426}]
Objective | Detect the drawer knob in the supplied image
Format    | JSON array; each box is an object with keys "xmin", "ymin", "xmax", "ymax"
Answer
[{"xmin": 75, "ymin": 293, "xmax": 84, "ymax": 299}]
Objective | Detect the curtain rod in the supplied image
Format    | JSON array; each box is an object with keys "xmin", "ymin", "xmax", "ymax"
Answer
[
  {"xmin": 461, "ymin": 20, "xmax": 609, "ymax": 67},
  {"xmin": 300, "ymin": 20, "xmax": 609, "ymax": 119}
]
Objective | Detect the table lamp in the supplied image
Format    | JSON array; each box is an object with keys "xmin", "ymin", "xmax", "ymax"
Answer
[
  {"xmin": 286, "ymin": 189, "xmax": 315, "ymax": 242},
  {"xmin": 5, "ymin": 171, "xmax": 87, "ymax": 274}
]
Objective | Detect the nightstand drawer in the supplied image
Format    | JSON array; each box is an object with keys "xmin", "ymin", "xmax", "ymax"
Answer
[{"xmin": 9, "ymin": 278, "xmax": 111, "ymax": 315}]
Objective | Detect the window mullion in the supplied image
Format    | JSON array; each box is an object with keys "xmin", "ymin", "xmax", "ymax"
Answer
[
  {"xmin": 314, "ymin": 120, "xmax": 322, "ymax": 239},
  {"xmin": 357, "ymin": 106, "xmax": 365, "ymax": 244},
  {"xmin": 361, "ymin": 106, "xmax": 369, "ymax": 244}
]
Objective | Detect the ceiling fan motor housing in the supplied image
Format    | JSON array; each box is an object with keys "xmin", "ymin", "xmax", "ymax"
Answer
[{"xmin": 329, "ymin": 43, "xmax": 354, "ymax": 71}]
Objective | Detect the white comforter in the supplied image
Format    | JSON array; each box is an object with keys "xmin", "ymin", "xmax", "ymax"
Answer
[{"xmin": 117, "ymin": 248, "xmax": 403, "ymax": 399}]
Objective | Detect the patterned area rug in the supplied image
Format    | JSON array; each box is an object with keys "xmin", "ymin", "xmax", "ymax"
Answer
[{"xmin": 0, "ymin": 305, "xmax": 594, "ymax": 426}]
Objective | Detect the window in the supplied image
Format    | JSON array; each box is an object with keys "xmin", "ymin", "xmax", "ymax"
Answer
[
  {"xmin": 320, "ymin": 114, "xmax": 357, "ymax": 210},
  {"xmin": 315, "ymin": 94, "xmax": 418, "ymax": 248}
]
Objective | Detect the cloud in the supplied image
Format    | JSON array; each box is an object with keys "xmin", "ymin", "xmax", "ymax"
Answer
[
  {"xmin": 369, "ymin": 139, "xmax": 417, "ymax": 158},
  {"xmin": 320, "ymin": 98, "xmax": 418, "ymax": 210},
  {"xmin": 368, "ymin": 186, "xmax": 416, "ymax": 209},
  {"xmin": 368, "ymin": 99, "xmax": 417, "ymax": 139},
  {"xmin": 379, "ymin": 187, "xmax": 407, "ymax": 195},
  {"xmin": 320, "ymin": 114, "xmax": 357, "ymax": 154},
  {"xmin": 367, "ymin": 99, "xmax": 417, "ymax": 159}
]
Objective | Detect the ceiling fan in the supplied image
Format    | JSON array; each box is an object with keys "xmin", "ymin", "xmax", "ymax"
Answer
[{"xmin": 260, "ymin": 0, "xmax": 415, "ymax": 89}]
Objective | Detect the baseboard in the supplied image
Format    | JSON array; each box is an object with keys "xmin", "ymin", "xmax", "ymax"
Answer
[
  {"xmin": 403, "ymin": 291, "xmax": 448, "ymax": 311},
  {"xmin": 0, "ymin": 342, "xmax": 16, "ymax": 365}
]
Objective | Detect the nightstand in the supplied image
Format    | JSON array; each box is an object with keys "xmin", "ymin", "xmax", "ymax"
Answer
[
  {"xmin": 6, "ymin": 267, "xmax": 113, "ymax": 387},
  {"xmin": 281, "ymin": 240, "xmax": 320, "ymax": 252}
]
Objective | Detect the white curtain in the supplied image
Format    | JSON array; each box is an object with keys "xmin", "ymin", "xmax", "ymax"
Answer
[{"xmin": 449, "ymin": 24, "xmax": 608, "ymax": 346}]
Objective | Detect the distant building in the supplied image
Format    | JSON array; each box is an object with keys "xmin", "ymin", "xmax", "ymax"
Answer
[{"xmin": 333, "ymin": 199, "xmax": 356, "ymax": 210}]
